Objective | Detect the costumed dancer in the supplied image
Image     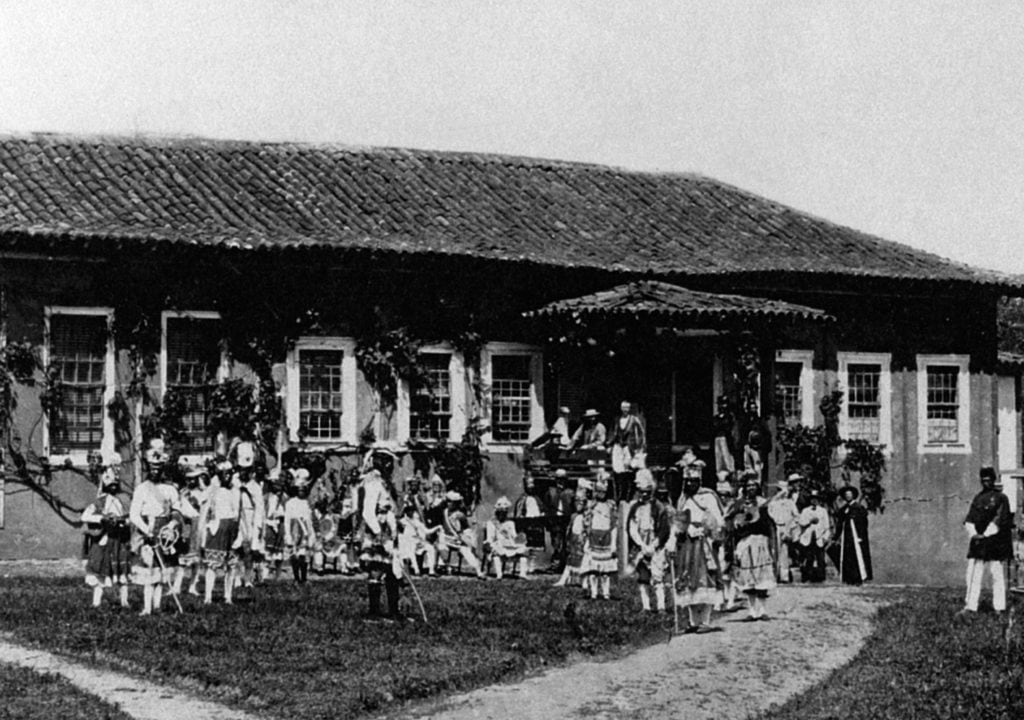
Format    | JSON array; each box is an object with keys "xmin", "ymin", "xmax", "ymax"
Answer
[
  {"xmin": 717, "ymin": 473, "xmax": 742, "ymax": 612},
  {"xmin": 626, "ymin": 469, "xmax": 672, "ymax": 613},
  {"xmin": 731, "ymin": 475, "xmax": 776, "ymax": 621},
  {"xmin": 830, "ymin": 485, "xmax": 872, "ymax": 585},
  {"xmin": 359, "ymin": 468, "xmax": 403, "ymax": 620},
  {"xmin": 514, "ymin": 474, "xmax": 546, "ymax": 574},
  {"xmin": 173, "ymin": 460, "xmax": 208, "ymax": 597},
  {"xmin": 284, "ymin": 468, "xmax": 315, "ymax": 584},
  {"xmin": 484, "ymin": 496, "xmax": 529, "ymax": 579},
  {"xmin": 554, "ymin": 493, "xmax": 589, "ymax": 589},
  {"xmin": 81, "ymin": 454, "xmax": 131, "ymax": 608},
  {"xmin": 202, "ymin": 459, "xmax": 241, "ymax": 604},
  {"xmin": 674, "ymin": 469, "xmax": 725, "ymax": 632},
  {"xmin": 423, "ymin": 476, "xmax": 449, "ymax": 572},
  {"xmin": 767, "ymin": 474, "xmax": 801, "ymax": 583},
  {"xmin": 262, "ymin": 468, "xmax": 287, "ymax": 581},
  {"xmin": 129, "ymin": 439, "xmax": 181, "ymax": 615},
  {"xmin": 234, "ymin": 441, "xmax": 266, "ymax": 588},
  {"xmin": 582, "ymin": 473, "xmax": 618, "ymax": 600},
  {"xmin": 959, "ymin": 466, "xmax": 1012, "ymax": 615},
  {"xmin": 796, "ymin": 490, "xmax": 832, "ymax": 583},
  {"xmin": 441, "ymin": 490, "xmax": 486, "ymax": 578}
]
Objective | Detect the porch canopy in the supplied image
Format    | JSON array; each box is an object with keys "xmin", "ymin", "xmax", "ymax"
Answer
[{"xmin": 524, "ymin": 280, "xmax": 834, "ymax": 327}]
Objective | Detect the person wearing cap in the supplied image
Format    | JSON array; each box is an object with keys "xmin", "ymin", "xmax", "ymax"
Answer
[
  {"xmin": 673, "ymin": 468, "xmax": 725, "ymax": 632},
  {"xmin": 544, "ymin": 469, "xmax": 576, "ymax": 573},
  {"xmin": 796, "ymin": 489, "xmax": 831, "ymax": 583},
  {"xmin": 731, "ymin": 474, "xmax": 776, "ymax": 620},
  {"xmin": 484, "ymin": 497, "xmax": 529, "ymax": 579},
  {"xmin": 609, "ymin": 399, "xmax": 647, "ymax": 476},
  {"xmin": 173, "ymin": 460, "xmax": 209, "ymax": 597},
  {"xmin": 960, "ymin": 466, "xmax": 1013, "ymax": 615},
  {"xmin": 514, "ymin": 474, "xmax": 546, "ymax": 574},
  {"xmin": 627, "ymin": 469, "xmax": 672, "ymax": 613},
  {"xmin": 201, "ymin": 458, "xmax": 242, "ymax": 605},
  {"xmin": 233, "ymin": 441, "xmax": 266, "ymax": 588},
  {"xmin": 262, "ymin": 468, "xmax": 288, "ymax": 581},
  {"xmin": 570, "ymin": 409, "xmax": 607, "ymax": 450},
  {"xmin": 582, "ymin": 472, "xmax": 618, "ymax": 600},
  {"xmin": 129, "ymin": 438, "xmax": 183, "ymax": 615},
  {"xmin": 81, "ymin": 455, "xmax": 131, "ymax": 608},
  {"xmin": 713, "ymin": 395, "xmax": 736, "ymax": 474},
  {"xmin": 767, "ymin": 474, "xmax": 801, "ymax": 583},
  {"xmin": 554, "ymin": 493, "xmax": 590, "ymax": 589},
  {"xmin": 440, "ymin": 490, "xmax": 485, "ymax": 579},
  {"xmin": 831, "ymin": 485, "xmax": 872, "ymax": 586},
  {"xmin": 359, "ymin": 468, "xmax": 404, "ymax": 619}
]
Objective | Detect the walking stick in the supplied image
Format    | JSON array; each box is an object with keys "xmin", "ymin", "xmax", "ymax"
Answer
[
  {"xmin": 395, "ymin": 557, "xmax": 429, "ymax": 624},
  {"xmin": 152, "ymin": 536, "xmax": 184, "ymax": 615},
  {"xmin": 669, "ymin": 553, "xmax": 681, "ymax": 640}
]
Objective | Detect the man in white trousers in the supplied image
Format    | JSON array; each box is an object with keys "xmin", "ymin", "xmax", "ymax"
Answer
[{"xmin": 960, "ymin": 466, "xmax": 1013, "ymax": 615}]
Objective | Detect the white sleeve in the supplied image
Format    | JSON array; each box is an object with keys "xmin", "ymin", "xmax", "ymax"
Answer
[{"xmin": 363, "ymin": 483, "xmax": 383, "ymax": 535}]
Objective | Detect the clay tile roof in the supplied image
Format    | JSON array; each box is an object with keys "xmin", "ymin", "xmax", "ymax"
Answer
[
  {"xmin": 0, "ymin": 133, "xmax": 1019, "ymax": 289},
  {"xmin": 526, "ymin": 280, "xmax": 834, "ymax": 324}
]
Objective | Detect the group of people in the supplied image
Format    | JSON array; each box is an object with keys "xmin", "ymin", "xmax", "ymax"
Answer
[{"xmin": 82, "ymin": 437, "xmax": 325, "ymax": 614}]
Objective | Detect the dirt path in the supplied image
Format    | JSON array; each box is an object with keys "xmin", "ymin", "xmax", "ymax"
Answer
[
  {"xmin": 395, "ymin": 584, "xmax": 886, "ymax": 720},
  {"xmin": 0, "ymin": 634, "xmax": 258, "ymax": 720}
]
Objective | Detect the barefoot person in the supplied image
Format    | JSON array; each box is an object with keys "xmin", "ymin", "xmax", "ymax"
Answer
[{"xmin": 81, "ymin": 454, "xmax": 131, "ymax": 608}]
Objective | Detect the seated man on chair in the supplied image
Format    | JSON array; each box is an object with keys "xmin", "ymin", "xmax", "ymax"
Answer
[{"xmin": 484, "ymin": 497, "xmax": 528, "ymax": 579}]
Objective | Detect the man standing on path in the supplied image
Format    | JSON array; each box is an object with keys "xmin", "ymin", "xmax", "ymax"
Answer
[{"xmin": 960, "ymin": 466, "xmax": 1013, "ymax": 615}]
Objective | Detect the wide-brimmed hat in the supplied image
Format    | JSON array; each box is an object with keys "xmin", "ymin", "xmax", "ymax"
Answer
[
  {"xmin": 584, "ymin": 408, "xmax": 600, "ymax": 418},
  {"xmin": 838, "ymin": 485, "xmax": 859, "ymax": 500},
  {"xmin": 786, "ymin": 473, "xmax": 805, "ymax": 483},
  {"xmin": 445, "ymin": 490, "xmax": 463, "ymax": 502},
  {"xmin": 559, "ymin": 406, "xmax": 571, "ymax": 415}
]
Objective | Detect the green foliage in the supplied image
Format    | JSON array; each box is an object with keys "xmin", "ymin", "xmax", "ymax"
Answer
[
  {"xmin": 141, "ymin": 387, "xmax": 189, "ymax": 450},
  {"xmin": 842, "ymin": 439, "xmax": 887, "ymax": 513},
  {"xmin": 0, "ymin": 576, "xmax": 667, "ymax": 720},
  {"xmin": 355, "ymin": 325, "xmax": 428, "ymax": 410},
  {"xmin": 760, "ymin": 588, "xmax": 1024, "ymax": 720},
  {"xmin": 208, "ymin": 377, "xmax": 259, "ymax": 441}
]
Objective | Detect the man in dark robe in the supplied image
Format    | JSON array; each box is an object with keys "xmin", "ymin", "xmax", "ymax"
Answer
[
  {"xmin": 829, "ymin": 485, "xmax": 872, "ymax": 585},
  {"xmin": 959, "ymin": 466, "xmax": 1013, "ymax": 615}
]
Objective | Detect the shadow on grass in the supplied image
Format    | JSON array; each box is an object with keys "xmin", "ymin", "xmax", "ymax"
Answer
[
  {"xmin": 0, "ymin": 576, "xmax": 667, "ymax": 719},
  {"xmin": 756, "ymin": 587, "xmax": 1024, "ymax": 720}
]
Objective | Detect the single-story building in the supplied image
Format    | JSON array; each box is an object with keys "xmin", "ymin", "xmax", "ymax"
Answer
[{"xmin": 0, "ymin": 133, "xmax": 1020, "ymax": 584}]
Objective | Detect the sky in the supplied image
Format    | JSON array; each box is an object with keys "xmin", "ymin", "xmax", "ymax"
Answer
[{"xmin": 1, "ymin": 1, "xmax": 1023, "ymax": 274}]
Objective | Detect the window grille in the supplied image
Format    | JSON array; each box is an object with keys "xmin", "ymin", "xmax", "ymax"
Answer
[
  {"xmin": 410, "ymin": 353, "xmax": 452, "ymax": 442},
  {"xmin": 166, "ymin": 317, "xmax": 220, "ymax": 453},
  {"xmin": 491, "ymin": 355, "xmax": 532, "ymax": 443},
  {"xmin": 847, "ymin": 363, "xmax": 881, "ymax": 442},
  {"xmin": 299, "ymin": 349, "xmax": 345, "ymax": 441},
  {"xmin": 49, "ymin": 314, "xmax": 107, "ymax": 453},
  {"xmin": 926, "ymin": 365, "xmax": 960, "ymax": 443},
  {"xmin": 775, "ymin": 361, "xmax": 804, "ymax": 427}
]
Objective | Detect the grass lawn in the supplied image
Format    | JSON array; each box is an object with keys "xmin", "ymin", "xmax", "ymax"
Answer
[
  {"xmin": 0, "ymin": 575, "xmax": 665, "ymax": 719},
  {"xmin": 759, "ymin": 587, "xmax": 1024, "ymax": 720},
  {"xmin": 0, "ymin": 662, "xmax": 133, "ymax": 720}
]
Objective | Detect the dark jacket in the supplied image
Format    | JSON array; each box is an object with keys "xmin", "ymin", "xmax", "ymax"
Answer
[{"xmin": 965, "ymin": 488, "xmax": 1013, "ymax": 561}]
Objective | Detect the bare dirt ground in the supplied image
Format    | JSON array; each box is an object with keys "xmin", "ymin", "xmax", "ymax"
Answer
[{"xmin": 393, "ymin": 584, "xmax": 887, "ymax": 720}]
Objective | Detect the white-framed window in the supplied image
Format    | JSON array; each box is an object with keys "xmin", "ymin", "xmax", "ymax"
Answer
[
  {"xmin": 837, "ymin": 352, "xmax": 892, "ymax": 449},
  {"xmin": 286, "ymin": 337, "xmax": 357, "ymax": 445},
  {"xmin": 917, "ymin": 354, "xmax": 971, "ymax": 454},
  {"xmin": 775, "ymin": 350, "xmax": 815, "ymax": 427},
  {"xmin": 160, "ymin": 311, "xmax": 228, "ymax": 455},
  {"xmin": 42, "ymin": 306, "xmax": 116, "ymax": 463},
  {"xmin": 397, "ymin": 346, "xmax": 466, "ymax": 444},
  {"xmin": 482, "ymin": 342, "xmax": 544, "ymax": 449}
]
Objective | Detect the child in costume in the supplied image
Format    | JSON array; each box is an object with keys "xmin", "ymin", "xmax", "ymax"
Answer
[
  {"xmin": 554, "ymin": 493, "xmax": 589, "ymax": 590},
  {"xmin": 81, "ymin": 454, "xmax": 131, "ymax": 608},
  {"xmin": 284, "ymin": 468, "xmax": 315, "ymax": 584},
  {"xmin": 583, "ymin": 474, "xmax": 618, "ymax": 599},
  {"xmin": 202, "ymin": 459, "xmax": 241, "ymax": 605},
  {"xmin": 129, "ymin": 439, "xmax": 183, "ymax": 616},
  {"xmin": 398, "ymin": 503, "xmax": 440, "ymax": 576}
]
